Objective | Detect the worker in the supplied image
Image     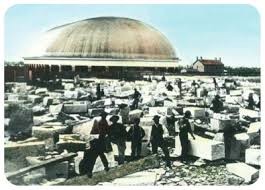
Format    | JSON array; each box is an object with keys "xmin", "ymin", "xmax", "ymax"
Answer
[
  {"xmin": 177, "ymin": 79, "xmax": 182, "ymax": 97},
  {"xmin": 109, "ymin": 115, "xmax": 127, "ymax": 165},
  {"xmin": 162, "ymin": 74, "xmax": 166, "ymax": 81},
  {"xmin": 166, "ymin": 82, "xmax": 173, "ymax": 91},
  {"xmin": 213, "ymin": 77, "xmax": 218, "ymax": 89},
  {"xmin": 132, "ymin": 88, "xmax": 141, "ymax": 110},
  {"xmin": 90, "ymin": 111, "xmax": 111, "ymax": 172},
  {"xmin": 127, "ymin": 118, "xmax": 145, "ymax": 160},
  {"xmin": 246, "ymin": 93, "xmax": 255, "ymax": 110},
  {"xmin": 176, "ymin": 111, "xmax": 196, "ymax": 162},
  {"xmin": 119, "ymin": 103, "xmax": 130, "ymax": 124},
  {"xmin": 211, "ymin": 95, "xmax": 224, "ymax": 113},
  {"xmin": 96, "ymin": 83, "xmax": 101, "ymax": 100},
  {"xmin": 150, "ymin": 115, "xmax": 171, "ymax": 168}
]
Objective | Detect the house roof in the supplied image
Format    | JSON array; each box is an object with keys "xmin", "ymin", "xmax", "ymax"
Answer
[{"xmin": 194, "ymin": 59, "xmax": 223, "ymax": 66}]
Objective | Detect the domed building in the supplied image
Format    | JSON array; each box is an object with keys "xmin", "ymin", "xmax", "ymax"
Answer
[{"xmin": 24, "ymin": 17, "xmax": 179, "ymax": 80}]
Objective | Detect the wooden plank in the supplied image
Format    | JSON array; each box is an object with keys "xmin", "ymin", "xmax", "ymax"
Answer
[
  {"xmin": 63, "ymin": 154, "xmax": 160, "ymax": 185},
  {"xmin": 6, "ymin": 153, "xmax": 77, "ymax": 180}
]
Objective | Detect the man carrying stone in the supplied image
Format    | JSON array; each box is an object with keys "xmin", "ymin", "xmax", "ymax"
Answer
[
  {"xmin": 109, "ymin": 115, "xmax": 127, "ymax": 165},
  {"xmin": 150, "ymin": 115, "xmax": 172, "ymax": 168},
  {"xmin": 127, "ymin": 118, "xmax": 145, "ymax": 160},
  {"xmin": 176, "ymin": 111, "xmax": 196, "ymax": 162}
]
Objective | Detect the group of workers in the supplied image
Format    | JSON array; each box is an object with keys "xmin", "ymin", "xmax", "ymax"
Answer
[{"xmin": 81, "ymin": 77, "xmax": 260, "ymax": 178}]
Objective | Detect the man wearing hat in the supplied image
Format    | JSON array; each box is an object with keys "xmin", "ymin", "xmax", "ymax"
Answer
[
  {"xmin": 150, "ymin": 115, "xmax": 171, "ymax": 168},
  {"xmin": 90, "ymin": 111, "xmax": 111, "ymax": 171},
  {"xmin": 127, "ymin": 118, "xmax": 146, "ymax": 160},
  {"xmin": 109, "ymin": 115, "xmax": 127, "ymax": 165},
  {"xmin": 211, "ymin": 94, "xmax": 224, "ymax": 113},
  {"xmin": 177, "ymin": 110, "xmax": 196, "ymax": 162}
]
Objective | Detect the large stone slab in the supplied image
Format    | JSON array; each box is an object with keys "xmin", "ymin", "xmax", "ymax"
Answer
[
  {"xmin": 210, "ymin": 118, "xmax": 236, "ymax": 132},
  {"xmin": 49, "ymin": 104, "xmax": 63, "ymax": 115},
  {"xmin": 64, "ymin": 90, "xmax": 79, "ymax": 99},
  {"xmin": 28, "ymin": 95, "xmax": 42, "ymax": 104},
  {"xmin": 35, "ymin": 88, "xmax": 48, "ymax": 95},
  {"xmin": 245, "ymin": 148, "xmax": 260, "ymax": 166},
  {"xmin": 5, "ymin": 141, "xmax": 45, "ymax": 172},
  {"xmin": 247, "ymin": 122, "xmax": 260, "ymax": 144},
  {"xmin": 239, "ymin": 108, "xmax": 260, "ymax": 119},
  {"xmin": 32, "ymin": 125, "xmax": 67, "ymax": 140},
  {"xmin": 63, "ymin": 101, "xmax": 89, "ymax": 114},
  {"xmin": 43, "ymin": 97, "xmax": 53, "ymax": 107},
  {"xmin": 226, "ymin": 163, "xmax": 259, "ymax": 182},
  {"xmin": 183, "ymin": 107, "xmax": 205, "ymax": 118},
  {"xmin": 175, "ymin": 135, "xmax": 225, "ymax": 161},
  {"xmin": 129, "ymin": 109, "xmax": 143, "ymax": 123}
]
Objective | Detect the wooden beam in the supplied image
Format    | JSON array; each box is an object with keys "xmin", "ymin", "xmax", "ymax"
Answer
[
  {"xmin": 6, "ymin": 153, "xmax": 77, "ymax": 180},
  {"xmin": 63, "ymin": 154, "xmax": 160, "ymax": 185}
]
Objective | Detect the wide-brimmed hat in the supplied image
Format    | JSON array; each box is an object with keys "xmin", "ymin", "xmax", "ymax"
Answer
[
  {"xmin": 153, "ymin": 115, "xmax": 160, "ymax": 121},
  {"xmin": 110, "ymin": 115, "xmax": 119, "ymax": 122}
]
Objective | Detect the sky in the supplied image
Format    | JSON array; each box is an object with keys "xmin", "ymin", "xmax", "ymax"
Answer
[{"xmin": 4, "ymin": 4, "xmax": 260, "ymax": 67}]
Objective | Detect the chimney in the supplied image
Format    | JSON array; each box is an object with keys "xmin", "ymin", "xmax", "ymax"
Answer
[
  {"xmin": 196, "ymin": 56, "xmax": 198, "ymax": 60},
  {"xmin": 200, "ymin": 56, "xmax": 202, "ymax": 60},
  {"xmin": 219, "ymin": 57, "xmax": 221, "ymax": 61},
  {"xmin": 215, "ymin": 57, "xmax": 217, "ymax": 60}
]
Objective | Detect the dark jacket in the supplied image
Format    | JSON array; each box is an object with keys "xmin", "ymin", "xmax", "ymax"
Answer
[
  {"xmin": 90, "ymin": 118, "xmax": 110, "ymax": 138},
  {"xmin": 127, "ymin": 125, "xmax": 145, "ymax": 142},
  {"xmin": 150, "ymin": 124, "xmax": 164, "ymax": 143},
  {"xmin": 110, "ymin": 123, "xmax": 127, "ymax": 143},
  {"xmin": 179, "ymin": 118, "xmax": 193, "ymax": 139}
]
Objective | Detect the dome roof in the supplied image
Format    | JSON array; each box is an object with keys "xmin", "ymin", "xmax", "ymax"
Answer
[{"xmin": 30, "ymin": 17, "xmax": 177, "ymax": 61}]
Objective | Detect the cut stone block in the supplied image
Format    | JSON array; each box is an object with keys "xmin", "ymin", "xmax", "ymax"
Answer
[
  {"xmin": 8, "ymin": 94, "xmax": 27, "ymax": 101},
  {"xmin": 129, "ymin": 109, "xmax": 143, "ymax": 123},
  {"xmin": 229, "ymin": 90, "xmax": 242, "ymax": 96},
  {"xmin": 225, "ymin": 95, "xmax": 243, "ymax": 104},
  {"xmin": 247, "ymin": 122, "xmax": 260, "ymax": 143},
  {"xmin": 32, "ymin": 125, "xmax": 67, "ymax": 140},
  {"xmin": 234, "ymin": 133, "xmax": 250, "ymax": 148},
  {"xmin": 56, "ymin": 140, "xmax": 86, "ymax": 153},
  {"xmin": 63, "ymin": 101, "xmax": 88, "ymax": 114},
  {"xmin": 210, "ymin": 118, "xmax": 236, "ymax": 132},
  {"xmin": 33, "ymin": 114, "xmax": 57, "ymax": 126},
  {"xmin": 245, "ymin": 148, "xmax": 260, "ymax": 166},
  {"xmin": 175, "ymin": 135, "xmax": 225, "ymax": 160},
  {"xmin": 88, "ymin": 108, "xmax": 104, "ymax": 117},
  {"xmin": 226, "ymin": 163, "xmax": 259, "ymax": 182},
  {"xmin": 239, "ymin": 108, "xmax": 260, "ymax": 119},
  {"xmin": 91, "ymin": 100, "xmax": 105, "ymax": 108},
  {"xmin": 140, "ymin": 116, "xmax": 154, "ymax": 126},
  {"xmin": 63, "ymin": 83, "xmax": 75, "ymax": 90},
  {"xmin": 43, "ymin": 97, "xmax": 53, "ymax": 107},
  {"xmin": 28, "ymin": 95, "xmax": 42, "ymax": 104},
  {"xmin": 64, "ymin": 90, "xmax": 79, "ymax": 99},
  {"xmin": 183, "ymin": 107, "xmax": 205, "ymax": 118},
  {"xmin": 49, "ymin": 104, "xmax": 63, "ymax": 115},
  {"xmin": 141, "ymin": 96, "xmax": 155, "ymax": 107},
  {"xmin": 35, "ymin": 88, "xmax": 48, "ymax": 95},
  {"xmin": 148, "ymin": 107, "xmax": 170, "ymax": 116},
  {"xmin": 5, "ymin": 141, "xmax": 45, "ymax": 172}
]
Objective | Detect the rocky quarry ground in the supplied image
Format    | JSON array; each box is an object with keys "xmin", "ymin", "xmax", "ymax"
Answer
[{"xmin": 4, "ymin": 75, "xmax": 261, "ymax": 186}]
